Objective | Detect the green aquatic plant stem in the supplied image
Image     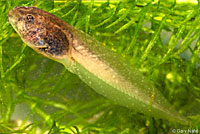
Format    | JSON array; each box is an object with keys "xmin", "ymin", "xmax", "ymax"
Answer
[
  {"xmin": 61, "ymin": 3, "xmax": 78, "ymax": 18},
  {"xmin": 0, "ymin": 41, "xmax": 3, "ymax": 79},
  {"xmin": 2, "ymin": 0, "xmax": 200, "ymax": 133},
  {"xmin": 3, "ymin": 44, "xmax": 26, "ymax": 79},
  {"xmin": 140, "ymin": 12, "xmax": 170, "ymax": 63},
  {"xmin": 0, "ymin": 31, "xmax": 12, "ymax": 79},
  {"xmin": 21, "ymin": 93, "xmax": 87, "ymax": 123},
  {"xmin": 92, "ymin": 2, "xmax": 121, "ymax": 29},
  {"xmin": 85, "ymin": 0, "xmax": 94, "ymax": 33},
  {"xmin": 123, "ymin": 3, "xmax": 151, "ymax": 55},
  {"xmin": 80, "ymin": 0, "xmax": 198, "ymax": 4},
  {"xmin": 161, "ymin": 25, "xmax": 185, "ymax": 64},
  {"xmin": 105, "ymin": 4, "xmax": 136, "ymax": 29}
]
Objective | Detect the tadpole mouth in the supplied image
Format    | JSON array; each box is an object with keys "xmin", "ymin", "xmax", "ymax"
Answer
[
  {"xmin": 7, "ymin": 13, "xmax": 12, "ymax": 18},
  {"xmin": 8, "ymin": 7, "xmax": 25, "ymax": 21},
  {"xmin": 8, "ymin": 8, "xmax": 17, "ymax": 17},
  {"xmin": 8, "ymin": 8, "xmax": 19, "ymax": 24},
  {"xmin": 8, "ymin": 9, "xmax": 14, "ymax": 22}
]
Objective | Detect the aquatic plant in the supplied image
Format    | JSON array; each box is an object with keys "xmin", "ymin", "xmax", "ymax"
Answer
[{"xmin": 0, "ymin": 0, "xmax": 200, "ymax": 133}]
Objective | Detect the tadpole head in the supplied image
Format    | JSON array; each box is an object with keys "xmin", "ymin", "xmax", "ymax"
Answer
[{"xmin": 8, "ymin": 6, "xmax": 70, "ymax": 60}]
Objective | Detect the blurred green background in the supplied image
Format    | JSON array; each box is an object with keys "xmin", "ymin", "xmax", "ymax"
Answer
[{"xmin": 0, "ymin": 0, "xmax": 200, "ymax": 133}]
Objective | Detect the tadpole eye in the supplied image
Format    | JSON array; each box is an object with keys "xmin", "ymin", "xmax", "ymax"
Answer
[{"xmin": 26, "ymin": 15, "xmax": 34, "ymax": 23}]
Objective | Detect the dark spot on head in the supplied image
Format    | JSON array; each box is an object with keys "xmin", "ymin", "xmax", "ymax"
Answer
[
  {"xmin": 18, "ymin": 10, "xmax": 25, "ymax": 14},
  {"xmin": 16, "ymin": 6, "xmax": 29, "ymax": 9},
  {"xmin": 39, "ymin": 34, "xmax": 42, "ymax": 37},
  {"xmin": 48, "ymin": 38, "xmax": 54, "ymax": 46},
  {"xmin": 38, "ymin": 33, "xmax": 69, "ymax": 56},
  {"xmin": 18, "ymin": 17, "xmax": 23, "ymax": 21},
  {"xmin": 32, "ymin": 31, "xmax": 36, "ymax": 35},
  {"xmin": 44, "ymin": 37, "xmax": 48, "ymax": 41},
  {"xmin": 36, "ymin": 28, "xmax": 41, "ymax": 31},
  {"xmin": 28, "ymin": 30, "xmax": 36, "ymax": 36}
]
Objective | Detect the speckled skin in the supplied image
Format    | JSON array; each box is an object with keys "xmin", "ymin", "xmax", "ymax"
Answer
[{"xmin": 8, "ymin": 6, "xmax": 73, "ymax": 60}]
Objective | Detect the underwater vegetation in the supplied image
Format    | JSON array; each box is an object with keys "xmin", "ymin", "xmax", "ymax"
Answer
[{"xmin": 0, "ymin": 0, "xmax": 200, "ymax": 133}]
